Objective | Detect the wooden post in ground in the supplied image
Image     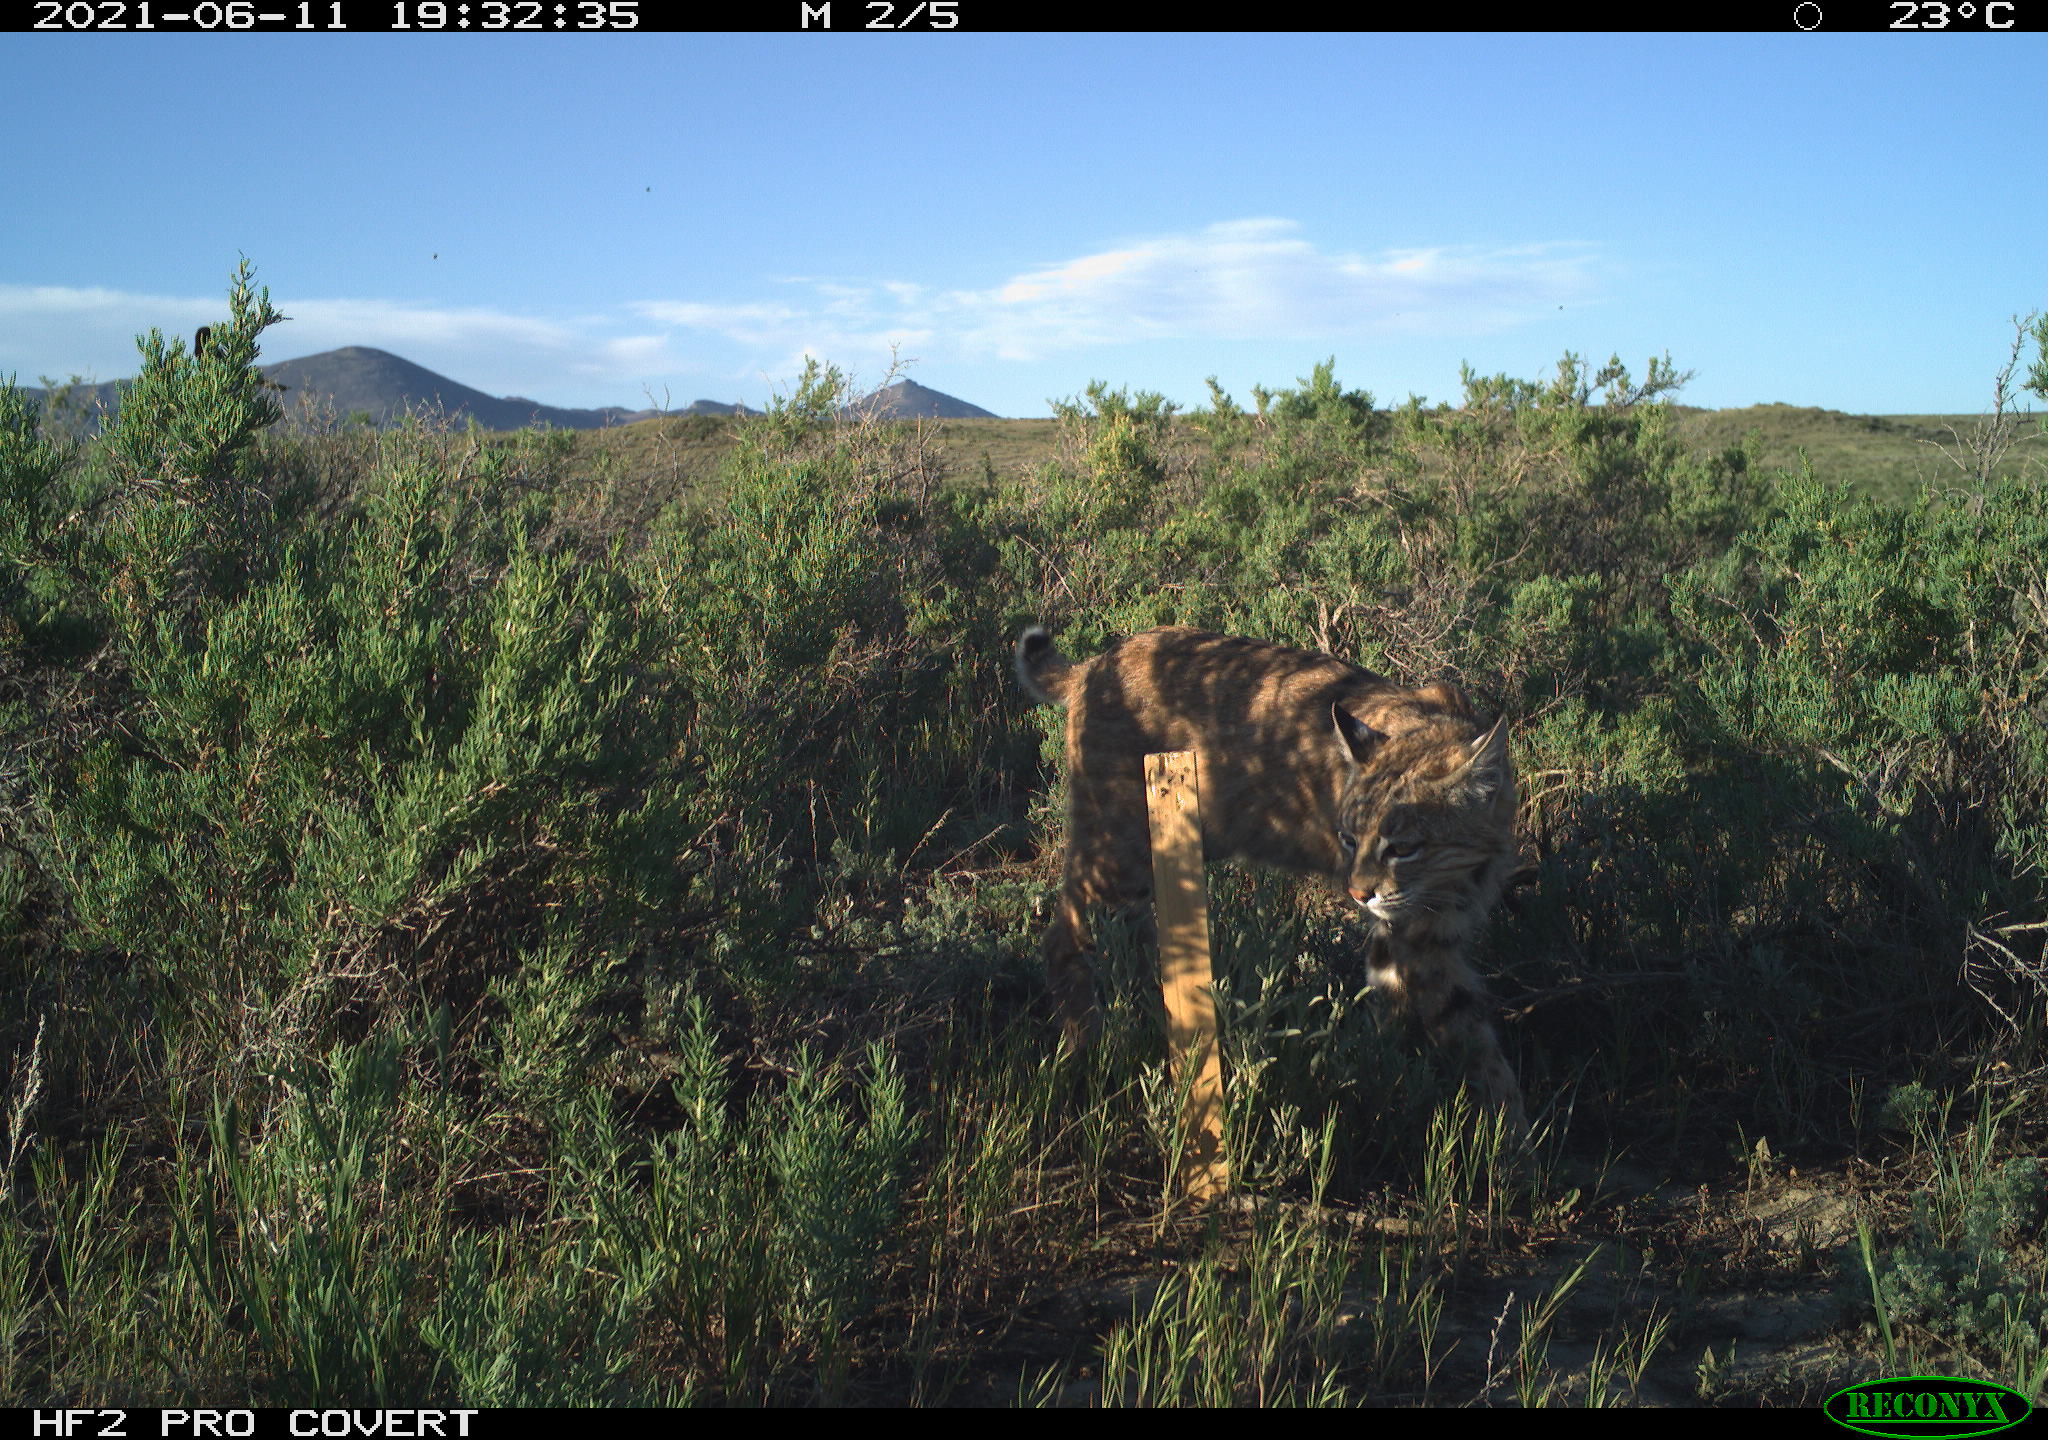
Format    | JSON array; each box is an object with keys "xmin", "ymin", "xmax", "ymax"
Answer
[{"xmin": 1144, "ymin": 750, "xmax": 1229, "ymax": 1205}]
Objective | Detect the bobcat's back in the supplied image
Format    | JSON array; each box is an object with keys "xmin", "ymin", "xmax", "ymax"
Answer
[{"xmin": 1019, "ymin": 625, "xmax": 1500, "ymax": 878}]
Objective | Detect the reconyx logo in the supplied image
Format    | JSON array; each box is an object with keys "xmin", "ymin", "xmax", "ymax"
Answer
[{"xmin": 1825, "ymin": 1376, "xmax": 2032, "ymax": 1438}]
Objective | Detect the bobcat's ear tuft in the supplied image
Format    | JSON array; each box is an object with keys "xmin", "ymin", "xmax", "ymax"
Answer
[
  {"xmin": 1461, "ymin": 717, "xmax": 1512, "ymax": 800},
  {"xmin": 1332, "ymin": 703, "xmax": 1385, "ymax": 767}
]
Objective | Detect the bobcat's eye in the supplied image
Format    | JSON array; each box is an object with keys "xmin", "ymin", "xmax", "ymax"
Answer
[
  {"xmin": 1382, "ymin": 837, "xmax": 1424, "ymax": 862},
  {"xmin": 1336, "ymin": 829, "xmax": 1359, "ymax": 856}
]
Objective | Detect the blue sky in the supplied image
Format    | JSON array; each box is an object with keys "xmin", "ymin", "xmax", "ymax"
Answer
[{"xmin": 4, "ymin": 33, "xmax": 2044, "ymax": 417}]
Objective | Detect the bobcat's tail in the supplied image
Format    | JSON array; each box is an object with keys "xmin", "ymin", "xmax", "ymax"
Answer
[{"xmin": 1015, "ymin": 626, "xmax": 1076, "ymax": 707}]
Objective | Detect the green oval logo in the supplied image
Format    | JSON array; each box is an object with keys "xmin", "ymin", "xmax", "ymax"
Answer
[{"xmin": 1825, "ymin": 1376, "xmax": 2033, "ymax": 1438}]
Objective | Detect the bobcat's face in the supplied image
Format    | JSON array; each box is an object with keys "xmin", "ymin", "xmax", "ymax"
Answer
[
  {"xmin": 1332, "ymin": 705, "xmax": 1513, "ymax": 937},
  {"xmin": 1335, "ymin": 804, "xmax": 1429, "ymax": 922}
]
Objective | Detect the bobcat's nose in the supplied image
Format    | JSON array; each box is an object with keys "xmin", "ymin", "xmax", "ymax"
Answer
[{"xmin": 1348, "ymin": 886, "xmax": 1372, "ymax": 906}]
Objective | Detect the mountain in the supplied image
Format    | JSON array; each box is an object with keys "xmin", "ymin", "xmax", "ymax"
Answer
[
  {"xmin": 256, "ymin": 347, "xmax": 602, "ymax": 430},
  {"xmin": 842, "ymin": 379, "xmax": 997, "ymax": 421},
  {"xmin": 15, "ymin": 346, "xmax": 758, "ymax": 432},
  {"xmin": 14, "ymin": 376, "xmax": 124, "ymax": 428}
]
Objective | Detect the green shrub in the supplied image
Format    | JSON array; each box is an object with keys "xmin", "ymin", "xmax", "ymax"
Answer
[{"xmin": 3, "ymin": 265, "xmax": 2045, "ymax": 1404}]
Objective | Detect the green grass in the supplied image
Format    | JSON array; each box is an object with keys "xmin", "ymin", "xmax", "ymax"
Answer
[
  {"xmin": 565, "ymin": 391, "xmax": 2042, "ymax": 524},
  {"xmin": 1673, "ymin": 403, "xmax": 2044, "ymax": 504},
  {"xmin": 1, "ymin": 271, "xmax": 2044, "ymax": 1405}
]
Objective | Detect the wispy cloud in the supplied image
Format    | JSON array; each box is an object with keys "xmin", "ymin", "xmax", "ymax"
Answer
[
  {"xmin": 0, "ymin": 284, "xmax": 221, "ymax": 383},
  {"xmin": 638, "ymin": 218, "xmax": 1599, "ymax": 365},
  {"xmin": 1, "ymin": 221, "xmax": 1596, "ymax": 404},
  {"xmin": 0, "ymin": 285, "xmax": 698, "ymax": 400}
]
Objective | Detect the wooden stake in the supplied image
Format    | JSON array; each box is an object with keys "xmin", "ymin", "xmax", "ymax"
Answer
[{"xmin": 1145, "ymin": 750, "xmax": 1229, "ymax": 1205}]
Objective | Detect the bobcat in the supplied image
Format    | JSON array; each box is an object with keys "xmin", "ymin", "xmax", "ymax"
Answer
[{"xmin": 1016, "ymin": 624, "xmax": 1524, "ymax": 1126}]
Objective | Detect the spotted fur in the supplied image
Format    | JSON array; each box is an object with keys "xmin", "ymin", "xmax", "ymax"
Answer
[{"xmin": 1017, "ymin": 624, "xmax": 1523, "ymax": 1126}]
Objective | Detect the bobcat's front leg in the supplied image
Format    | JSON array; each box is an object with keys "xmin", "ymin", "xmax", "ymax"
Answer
[{"xmin": 1368, "ymin": 928, "xmax": 1525, "ymax": 1132}]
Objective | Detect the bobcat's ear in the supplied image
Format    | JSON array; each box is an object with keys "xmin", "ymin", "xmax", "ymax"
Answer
[
  {"xmin": 1332, "ymin": 703, "xmax": 1385, "ymax": 768},
  {"xmin": 1460, "ymin": 717, "xmax": 1512, "ymax": 801}
]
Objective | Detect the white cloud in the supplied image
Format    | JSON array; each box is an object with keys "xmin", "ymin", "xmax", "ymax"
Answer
[
  {"xmin": 0, "ymin": 284, "xmax": 221, "ymax": 383},
  {"xmin": 278, "ymin": 297, "xmax": 581, "ymax": 355},
  {"xmin": 638, "ymin": 218, "xmax": 1599, "ymax": 365},
  {"xmin": 1, "ymin": 221, "xmax": 1597, "ymax": 405},
  {"xmin": 0, "ymin": 285, "xmax": 700, "ymax": 401}
]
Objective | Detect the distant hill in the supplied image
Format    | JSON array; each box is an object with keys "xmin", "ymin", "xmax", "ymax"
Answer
[
  {"xmin": 842, "ymin": 379, "xmax": 997, "ymax": 421},
  {"xmin": 260, "ymin": 347, "xmax": 646, "ymax": 430},
  {"xmin": 1671, "ymin": 400, "xmax": 2041, "ymax": 503},
  {"xmin": 16, "ymin": 346, "xmax": 758, "ymax": 432},
  {"xmin": 15, "ymin": 347, "xmax": 2027, "ymax": 505}
]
